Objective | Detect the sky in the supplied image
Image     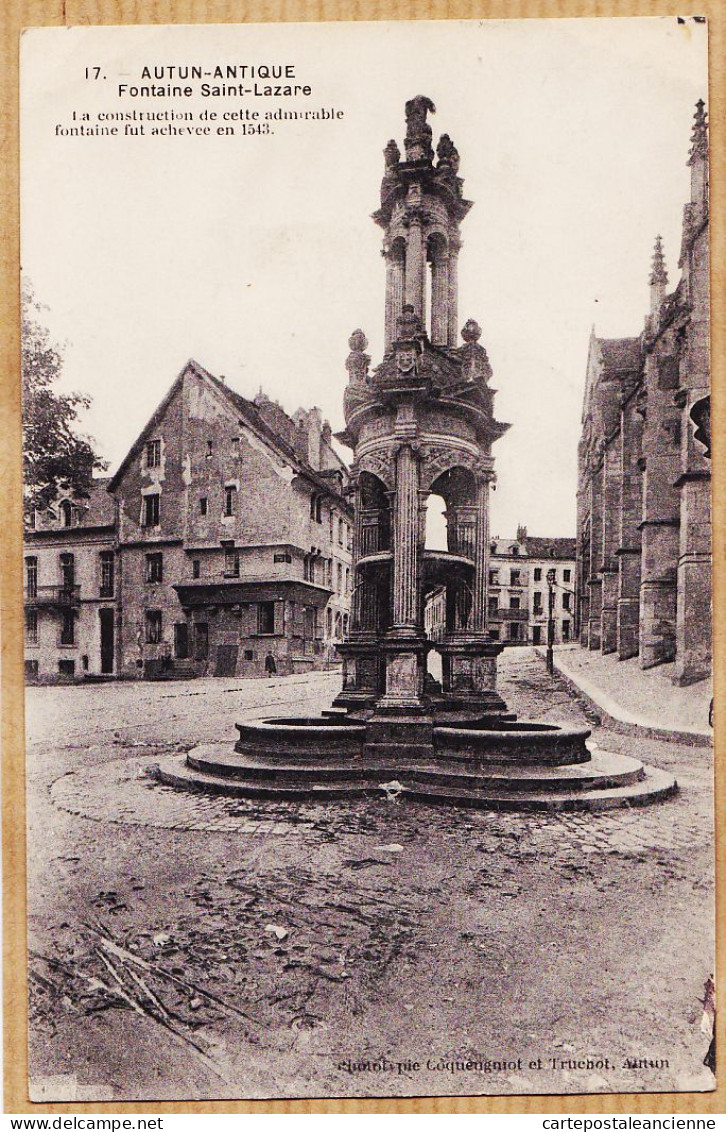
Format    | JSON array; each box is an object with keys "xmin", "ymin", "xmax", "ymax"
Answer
[{"xmin": 20, "ymin": 18, "xmax": 708, "ymax": 538}]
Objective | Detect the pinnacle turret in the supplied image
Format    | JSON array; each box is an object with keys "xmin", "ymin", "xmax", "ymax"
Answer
[
  {"xmin": 649, "ymin": 235, "xmax": 668, "ymax": 287},
  {"xmin": 688, "ymin": 99, "xmax": 708, "ymax": 165}
]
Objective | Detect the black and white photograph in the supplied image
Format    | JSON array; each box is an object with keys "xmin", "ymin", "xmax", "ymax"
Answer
[{"xmin": 19, "ymin": 17, "xmax": 714, "ymax": 1102}]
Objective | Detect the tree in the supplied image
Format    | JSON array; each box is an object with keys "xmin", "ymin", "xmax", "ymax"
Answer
[{"xmin": 22, "ymin": 283, "xmax": 107, "ymax": 517}]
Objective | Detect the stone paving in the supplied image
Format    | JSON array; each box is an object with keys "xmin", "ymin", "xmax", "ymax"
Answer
[
  {"xmin": 26, "ymin": 650, "xmax": 716, "ymax": 1101},
  {"xmin": 49, "ymin": 750, "xmax": 705, "ymax": 857}
]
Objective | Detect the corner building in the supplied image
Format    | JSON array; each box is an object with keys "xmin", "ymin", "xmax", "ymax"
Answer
[
  {"xmin": 24, "ymin": 361, "xmax": 352, "ymax": 680},
  {"xmin": 577, "ymin": 102, "xmax": 710, "ymax": 685}
]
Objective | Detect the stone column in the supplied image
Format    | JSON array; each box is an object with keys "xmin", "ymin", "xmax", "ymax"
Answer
[
  {"xmin": 447, "ymin": 239, "xmax": 460, "ymax": 346},
  {"xmin": 430, "ymin": 245, "xmax": 449, "ymax": 345},
  {"xmin": 639, "ymin": 354, "xmax": 681, "ymax": 669},
  {"xmin": 384, "ymin": 251, "xmax": 396, "ymax": 353},
  {"xmin": 616, "ymin": 399, "xmax": 643, "ymax": 659},
  {"xmin": 600, "ymin": 438, "xmax": 620, "ymax": 654},
  {"xmin": 587, "ymin": 461, "xmax": 603, "ymax": 649},
  {"xmin": 404, "ymin": 215, "xmax": 425, "ymax": 325},
  {"xmin": 470, "ymin": 475, "xmax": 491, "ymax": 633},
  {"xmin": 392, "ymin": 443, "xmax": 420, "ymax": 630}
]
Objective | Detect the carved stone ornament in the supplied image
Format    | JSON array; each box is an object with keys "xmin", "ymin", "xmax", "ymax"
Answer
[
  {"xmin": 420, "ymin": 445, "xmax": 483, "ymax": 491},
  {"xmin": 436, "ymin": 133, "xmax": 460, "ymax": 174},
  {"xmin": 357, "ymin": 450, "xmax": 395, "ymax": 491},
  {"xmin": 345, "ymin": 329, "xmax": 371, "ymax": 383},
  {"xmin": 396, "ymin": 345, "xmax": 419, "ymax": 375},
  {"xmin": 404, "ymin": 95, "xmax": 436, "ymax": 162},
  {"xmin": 461, "ymin": 319, "xmax": 482, "ymax": 343}
]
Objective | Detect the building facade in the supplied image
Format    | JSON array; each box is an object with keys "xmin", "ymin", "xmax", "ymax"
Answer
[
  {"xmin": 487, "ymin": 530, "xmax": 577, "ymax": 647},
  {"xmin": 23, "ymin": 481, "xmax": 117, "ymax": 681},
  {"xmin": 577, "ymin": 101, "xmax": 710, "ymax": 685},
  {"xmin": 423, "ymin": 527, "xmax": 577, "ymax": 648},
  {"xmin": 24, "ymin": 360, "xmax": 353, "ymax": 681}
]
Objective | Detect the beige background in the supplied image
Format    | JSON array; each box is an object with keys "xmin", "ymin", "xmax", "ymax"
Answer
[{"xmin": 1, "ymin": 0, "xmax": 723, "ymax": 1116}]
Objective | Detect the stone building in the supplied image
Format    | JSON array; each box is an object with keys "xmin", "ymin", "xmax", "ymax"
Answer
[
  {"xmin": 24, "ymin": 360, "xmax": 353, "ymax": 681},
  {"xmin": 577, "ymin": 101, "xmax": 710, "ymax": 685},
  {"xmin": 24, "ymin": 480, "xmax": 117, "ymax": 680},
  {"xmin": 422, "ymin": 528, "xmax": 576, "ymax": 648},
  {"xmin": 487, "ymin": 530, "xmax": 577, "ymax": 647}
]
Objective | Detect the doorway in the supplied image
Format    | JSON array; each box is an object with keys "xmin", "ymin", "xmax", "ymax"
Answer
[
  {"xmin": 99, "ymin": 608, "xmax": 114, "ymax": 674},
  {"xmin": 174, "ymin": 622, "xmax": 189, "ymax": 660}
]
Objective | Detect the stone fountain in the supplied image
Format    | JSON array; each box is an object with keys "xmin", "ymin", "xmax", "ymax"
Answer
[{"xmin": 156, "ymin": 98, "xmax": 676, "ymax": 811}]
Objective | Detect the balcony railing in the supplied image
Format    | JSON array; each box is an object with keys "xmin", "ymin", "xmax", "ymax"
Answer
[
  {"xmin": 492, "ymin": 607, "xmax": 529, "ymax": 621},
  {"xmin": 25, "ymin": 585, "xmax": 81, "ymax": 608}
]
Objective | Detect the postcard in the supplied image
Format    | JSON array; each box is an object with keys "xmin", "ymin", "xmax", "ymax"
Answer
[{"xmin": 19, "ymin": 18, "xmax": 714, "ymax": 1103}]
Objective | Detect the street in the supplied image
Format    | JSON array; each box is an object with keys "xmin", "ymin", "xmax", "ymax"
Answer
[{"xmin": 25, "ymin": 649, "xmax": 715, "ymax": 1102}]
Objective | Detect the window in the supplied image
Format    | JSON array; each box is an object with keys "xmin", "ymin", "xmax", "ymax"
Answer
[
  {"xmin": 337, "ymin": 562, "xmax": 343, "ymax": 592},
  {"xmin": 146, "ymin": 553, "xmax": 163, "ymax": 583},
  {"xmin": 489, "ymin": 628, "xmax": 500, "ymax": 640},
  {"xmin": 488, "ymin": 597, "xmax": 499, "ymax": 615},
  {"xmin": 258, "ymin": 601, "xmax": 275, "ymax": 635},
  {"xmin": 509, "ymin": 622, "xmax": 520, "ymax": 641},
  {"xmin": 511, "ymin": 545, "xmax": 519, "ymax": 556},
  {"xmin": 534, "ymin": 567, "xmax": 542, "ymax": 582},
  {"xmin": 145, "ymin": 610, "xmax": 162, "ymax": 644},
  {"xmin": 25, "ymin": 659, "xmax": 39, "ymax": 678},
  {"xmin": 304, "ymin": 607, "xmax": 316, "ymax": 640},
  {"xmin": 310, "ymin": 495, "xmax": 322, "ymax": 523},
  {"xmin": 100, "ymin": 551, "xmax": 114, "ymax": 597},
  {"xmin": 274, "ymin": 552, "xmax": 292, "ymax": 564},
  {"xmin": 244, "ymin": 649, "xmax": 254, "ymax": 662},
  {"xmin": 199, "ymin": 497, "xmax": 208, "ymax": 516},
  {"xmin": 192, "ymin": 559, "xmax": 201, "ymax": 579},
  {"xmin": 224, "ymin": 485, "xmax": 237, "ymax": 517},
  {"xmin": 25, "ymin": 608, "xmax": 38, "ymax": 644},
  {"xmin": 532, "ymin": 626, "xmax": 542, "ymax": 645},
  {"xmin": 562, "ymin": 592, "xmax": 571, "ymax": 611},
  {"xmin": 510, "ymin": 570, "xmax": 521, "ymax": 586},
  {"xmin": 58, "ymin": 659, "xmax": 75, "ymax": 677},
  {"xmin": 510, "ymin": 596, "xmax": 520, "ymax": 611},
  {"xmin": 146, "ymin": 439, "xmax": 161, "ymax": 467},
  {"xmin": 60, "ymin": 553, "xmax": 75, "ymax": 590},
  {"xmin": 206, "ymin": 440, "xmax": 213, "ymax": 458},
  {"xmin": 60, "ymin": 609, "xmax": 75, "ymax": 645},
  {"xmin": 143, "ymin": 493, "xmax": 160, "ymax": 528},
  {"xmin": 60, "ymin": 500, "xmax": 73, "ymax": 528},
  {"xmin": 345, "ymin": 568, "xmax": 350, "ymax": 593},
  {"xmin": 343, "ymin": 613, "xmax": 349, "ymax": 635},
  {"xmin": 533, "ymin": 592, "xmax": 543, "ymax": 614},
  {"xmin": 25, "ymin": 556, "xmax": 37, "ymax": 598},
  {"xmin": 562, "ymin": 620, "xmax": 571, "ymax": 642},
  {"xmin": 327, "ymin": 606, "xmax": 333, "ymax": 635},
  {"xmin": 338, "ymin": 518, "xmax": 344, "ymax": 546},
  {"xmin": 224, "ymin": 547, "xmax": 240, "ymax": 578},
  {"xmin": 488, "ymin": 570, "xmax": 499, "ymax": 587},
  {"xmin": 563, "ymin": 569, "xmax": 572, "ymax": 583}
]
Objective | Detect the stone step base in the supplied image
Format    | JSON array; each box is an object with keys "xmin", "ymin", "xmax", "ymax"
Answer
[{"xmin": 155, "ymin": 750, "xmax": 677, "ymax": 812}]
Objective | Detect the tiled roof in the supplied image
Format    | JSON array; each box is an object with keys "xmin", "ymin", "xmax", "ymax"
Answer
[{"xmin": 524, "ymin": 537, "xmax": 577, "ymax": 560}]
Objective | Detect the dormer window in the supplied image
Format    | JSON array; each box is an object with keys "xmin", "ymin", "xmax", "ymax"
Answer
[
  {"xmin": 60, "ymin": 500, "xmax": 73, "ymax": 528},
  {"xmin": 146, "ymin": 439, "xmax": 161, "ymax": 468}
]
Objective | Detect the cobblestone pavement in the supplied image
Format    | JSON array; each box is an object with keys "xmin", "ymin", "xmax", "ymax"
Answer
[
  {"xmin": 49, "ymin": 753, "xmax": 703, "ymax": 858},
  {"xmin": 25, "ymin": 651, "xmax": 716, "ymax": 1102}
]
